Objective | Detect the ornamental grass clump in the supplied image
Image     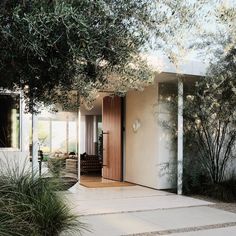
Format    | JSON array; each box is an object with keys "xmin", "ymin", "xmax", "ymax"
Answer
[{"xmin": 0, "ymin": 161, "xmax": 84, "ymax": 236}]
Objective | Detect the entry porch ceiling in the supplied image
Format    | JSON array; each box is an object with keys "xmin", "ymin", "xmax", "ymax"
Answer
[
  {"xmin": 80, "ymin": 71, "xmax": 203, "ymax": 115},
  {"xmin": 155, "ymin": 72, "xmax": 202, "ymax": 84}
]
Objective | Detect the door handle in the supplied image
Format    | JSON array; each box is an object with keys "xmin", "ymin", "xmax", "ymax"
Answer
[
  {"xmin": 102, "ymin": 131, "xmax": 109, "ymax": 166},
  {"xmin": 102, "ymin": 131, "xmax": 109, "ymax": 135}
]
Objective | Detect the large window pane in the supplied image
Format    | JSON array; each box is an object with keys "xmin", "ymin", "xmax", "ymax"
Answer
[
  {"xmin": 68, "ymin": 121, "xmax": 77, "ymax": 153},
  {"xmin": 0, "ymin": 94, "xmax": 20, "ymax": 148},
  {"xmin": 38, "ymin": 120, "xmax": 50, "ymax": 153},
  {"xmin": 36, "ymin": 111, "xmax": 78, "ymax": 154},
  {"xmin": 51, "ymin": 121, "xmax": 67, "ymax": 152}
]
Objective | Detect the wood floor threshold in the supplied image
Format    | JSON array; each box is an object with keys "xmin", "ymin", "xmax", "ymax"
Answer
[{"xmin": 80, "ymin": 181, "xmax": 134, "ymax": 188}]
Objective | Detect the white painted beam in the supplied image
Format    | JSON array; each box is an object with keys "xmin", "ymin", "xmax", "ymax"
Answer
[{"xmin": 177, "ymin": 77, "xmax": 184, "ymax": 195}]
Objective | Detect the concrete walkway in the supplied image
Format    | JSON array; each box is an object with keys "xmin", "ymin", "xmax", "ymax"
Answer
[{"xmin": 63, "ymin": 184, "xmax": 236, "ymax": 236}]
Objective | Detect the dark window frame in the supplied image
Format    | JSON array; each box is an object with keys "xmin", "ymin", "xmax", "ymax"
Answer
[{"xmin": 0, "ymin": 91, "xmax": 22, "ymax": 150}]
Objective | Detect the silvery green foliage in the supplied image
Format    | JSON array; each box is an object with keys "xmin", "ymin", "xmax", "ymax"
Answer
[
  {"xmin": 3, "ymin": 0, "xmax": 230, "ymax": 113},
  {"xmin": 184, "ymin": 48, "xmax": 236, "ymax": 184},
  {"xmin": 129, "ymin": 0, "xmax": 236, "ymax": 64},
  {"xmin": 0, "ymin": 0, "xmax": 155, "ymax": 112},
  {"xmin": 158, "ymin": 0, "xmax": 236, "ymax": 63}
]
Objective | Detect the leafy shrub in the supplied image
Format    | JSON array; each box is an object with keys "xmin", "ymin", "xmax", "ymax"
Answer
[
  {"xmin": 202, "ymin": 178, "xmax": 236, "ymax": 202},
  {"xmin": 0, "ymin": 162, "xmax": 84, "ymax": 236},
  {"xmin": 183, "ymin": 152, "xmax": 236, "ymax": 202}
]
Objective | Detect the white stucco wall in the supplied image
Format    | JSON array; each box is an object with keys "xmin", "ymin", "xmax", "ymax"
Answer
[
  {"xmin": 125, "ymin": 85, "xmax": 159, "ymax": 188},
  {"xmin": 156, "ymin": 83, "xmax": 177, "ymax": 189},
  {"xmin": 125, "ymin": 82, "xmax": 177, "ymax": 189}
]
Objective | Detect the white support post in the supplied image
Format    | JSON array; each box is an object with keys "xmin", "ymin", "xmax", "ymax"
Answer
[
  {"xmin": 49, "ymin": 119, "xmax": 52, "ymax": 153},
  {"xmin": 177, "ymin": 77, "xmax": 184, "ymax": 195},
  {"xmin": 66, "ymin": 115, "xmax": 69, "ymax": 153},
  {"xmin": 77, "ymin": 109, "xmax": 81, "ymax": 183},
  {"xmin": 32, "ymin": 112, "xmax": 39, "ymax": 176},
  {"xmin": 93, "ymin": 115, "xmax": 98, "ymax": 143},
  {"xmin": 93, "ymin": 115, "xmax": 98, "ymax": 155},
  {"xmin": 19, "ymin": 92, "xmax": 24, "ymax": 152}
]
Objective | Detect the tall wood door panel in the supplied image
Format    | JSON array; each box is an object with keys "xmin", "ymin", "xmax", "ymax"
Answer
[{"xmin": 102, "ymin": 96, "xmax": 122, "ymax": 181}]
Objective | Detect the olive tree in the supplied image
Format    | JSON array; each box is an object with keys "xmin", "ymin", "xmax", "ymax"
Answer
[
  {"xmin": 2, "ymin": 0, "xmax": 225, "ymax": 112},
  {"xmin": 0, "ymin": 0, "xmax": 157, "ymax": 112}
]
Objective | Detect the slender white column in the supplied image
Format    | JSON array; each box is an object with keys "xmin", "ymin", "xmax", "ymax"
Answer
[
  {"xmin": 32, "ymin": 112, "xmax": 39, "ymax": 175},
  {"xmin": 177, "ymin": 77, "xmax": 184, "ymax": 195},
  {"xmin": 66, "ymin": 116, "xmax": 69, "ymax": 153},
  {"xmin": 19, "ymin": 92, "xmax": 24, "ymax": 151},
  {"xmin": 93, "ymin": 115, "xmax": 98, "ymax": 143},
  {"xmin": 49, "ymin": 119, "xmax": 52, "ymax": 153},
  {"xmin": 77, "ymin": 109, "xmax": 81, "ymax": 182}
]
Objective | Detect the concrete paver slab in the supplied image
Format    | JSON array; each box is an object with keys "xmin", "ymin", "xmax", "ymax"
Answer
[
  {"xmin": 69, "ymin": 195, "xmax": 212, "ymax": 216},
  {"xmin": 62, "ymin": 185, "xmax": 236, "ymax": 236},
  {"xmin": 81, "ymin": 213, "xmax": 159, "ymax": 236},
  {"xmin": 132, "ymin": 206, "xmax": 236, "ymax": 230},
  {"xmin": 79, "ymin": 207, "xmax": 236, "ymax": 236},
  {"xmin": 66, "ymin": 185, "xmax": 212, "ymax": 216},
  {"xmin": 68, "ymin": 184, "xmax": 172, "ymax": 201}
]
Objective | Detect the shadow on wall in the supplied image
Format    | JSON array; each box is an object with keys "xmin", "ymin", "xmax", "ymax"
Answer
[{"xmin": 153, "ymin": 82, "xmax": 178, "ymax": 190}]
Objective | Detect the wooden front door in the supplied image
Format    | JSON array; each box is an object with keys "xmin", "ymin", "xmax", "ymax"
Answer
[{"xmin": 102, "ymin": 96, "xmax": 122, "ymax": 181}]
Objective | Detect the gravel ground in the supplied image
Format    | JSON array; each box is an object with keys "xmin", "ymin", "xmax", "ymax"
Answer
[
  {"xmin": 125, "ymin": 222, "xmax": 236, "ymax": 235},
  {"xmin": 191, "ymin": 195, "xmax": 236, "ymax": 214}
]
